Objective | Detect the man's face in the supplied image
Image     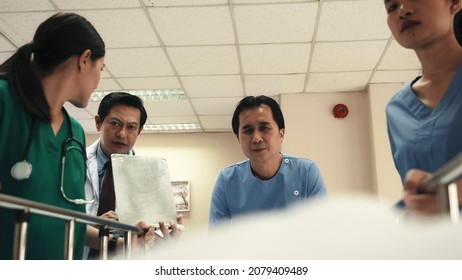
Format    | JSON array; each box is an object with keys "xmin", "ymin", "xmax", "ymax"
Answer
[
  {"xmin": 237, "ymin": 104, "xmax": 284, "ymax": 165},
  {"xmin": 96, "ymin": 104, "xmax": 142, "ymax": 157}
]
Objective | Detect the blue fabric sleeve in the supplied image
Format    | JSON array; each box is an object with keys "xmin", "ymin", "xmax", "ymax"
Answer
[
  {"xmin": 306, "ymin": 161, "xmax": 328, "ymax": 198},
  {"xmin": 209, "ymin": 172, "xmax": 231, "ymax": 227}
]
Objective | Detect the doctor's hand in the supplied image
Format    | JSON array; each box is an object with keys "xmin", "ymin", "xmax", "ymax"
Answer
[
  {"xmin": 153, "ymin": 214, "xmax": 183, "ymax": 248},
  {"xmin": 157, "ymin": 214, "xmax": 183, "ymax": 241},
  {"xmin": 133, "ymin": 221, "xmax": 155, "ymax": 246},
  {"xmin": 100, "ymin": 210, "xmax": 119, "ymax": 221},
  {"xmin": 403, "ymin": 169, "xmax": 438, "ymax": 216}
]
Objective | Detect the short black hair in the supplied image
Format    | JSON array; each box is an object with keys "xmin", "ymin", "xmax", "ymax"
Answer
[
  {"xmin": 231, "ymin": 95, "xmax": 285, "ymax": 135},
  {"xmin": 97, "ymin": 92, "xmax": 147, "ymax": 131}
]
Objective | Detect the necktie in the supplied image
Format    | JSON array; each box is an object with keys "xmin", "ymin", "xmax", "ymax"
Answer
[{"xmin": 97, "ymin": 161, "xmax": 116, "ymax": 216}]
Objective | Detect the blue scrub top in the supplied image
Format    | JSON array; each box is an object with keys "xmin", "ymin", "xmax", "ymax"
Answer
[
  {"xmin": 209, "ymin": 153, "xmax": 327, "ymax": 226},
  {"xmin": 386, "ymin": 64, "xmax": 462, "ymax": 182}
]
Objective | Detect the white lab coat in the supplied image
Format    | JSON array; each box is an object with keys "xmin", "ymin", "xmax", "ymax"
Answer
[
  {"xmin": 85, "ymin": 139, "xmax": 101, "ymax": 217},
  {"xmin": 83, "ymin": 139, "xmax": 134, "ymax": 259}
]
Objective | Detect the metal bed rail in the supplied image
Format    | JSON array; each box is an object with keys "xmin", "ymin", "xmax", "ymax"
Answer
[
  {"xmin": 0, "ymin": 193, "xmax": 139, "ymax": 260},
  {"xmin": 419, "ymin": 152, "xmax": 462, "ymax": 222}
]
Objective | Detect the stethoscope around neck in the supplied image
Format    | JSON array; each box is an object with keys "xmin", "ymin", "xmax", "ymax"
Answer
[{"xmin": 10, "ymin": 108, "xmax": 95, "ymax": 205}]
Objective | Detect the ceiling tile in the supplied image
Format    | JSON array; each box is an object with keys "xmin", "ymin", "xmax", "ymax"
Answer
[
  {"xmin": 0, "ymin": 52, "xmax": 13, "ymax": 63},
  {"xmin": 167, "ymin": 46, "xmax": 239, "ymax": 75},
  {"xmin": 149, "ymin": 6, "xmax": 234, "ymax": 45},
  {"xmin": 245, "ymin": 74, "xmax": 305, "ymax": 95},
  {"xmin": 199, "ymin": 115, "xmax": 232, "ymax": 131},
  {"xmin": 191, "ymin": 97, "xmax": 242, "ymax": 115},
  {"xmin": 234, "ymin": 0, "xmax": 316, "ymax": 3},
  {"xmin": 85, "ymin": 102, "xmax": 102, "ymax": 116},
  {"xmin": 105, "ymin": 48, "xmax": 174, "ymax": 77},
  {"xmin": 144, "ymin": 0, "xmax": 228, "ymax": 7},
  {"xmin": 0, "ymin": 0, "xmax": 54, "ymax": 12},
  {"xmin": 54, "ymin": 0, "xmax": 140, "ymax": 9},
  {"xmin": 149, "ymin": 116, "xmax": 199, "ymax": 124},
  {"xmin": 378, "ymin": 40, "xmax": 421, "ymax": 70},
  {"xmin": 182, "ymin": 75, "xmax": 243, "ymax": 98},
  {"xmin": 144, "ymin": 100, "xmax": 195, "ymax": 117},
  {"xmin": 317, "ymin": 1, "xmax": 390, "ymax": 41},
  {"xmin": 370, "ymin": 70, "xmax": 421, "ymax": 84},
  {"xmin": 235, "ymin": 2, "xmax": 318, "ymax": 44},
  {"xmin": 241, "ymin": 44, "xmax": 311, "ymax": 74},
  {"xmin": 311, "ymin": 41, "xmax": 387, "ymax": 72},
  {"xmin": 0, "ymin": 1, "xmax": 429, "ymax": 134},
  {"xmin": 97, "ymin": 78, "xmax": 122, "ymax": 91},
  {"xmin": 64, "ymin": 102, "xmax": 93, "ymax": 119},
  {"xmin": 306, "ymin": 71, "xmax": 372, "ymax": 92},
  {"xmin": 0, "ymin": 12, "xmax": 54, "ymax": 46},
  {"xmin": 117, "ymin": 77, "xmax": 180, "ymax": 90},
  {"xmin": 100, "ymin": 70, "xmax": 112, "ymax": 79},
  {"xmin": 0, "ymin": 35, "xmax": 17, "ymax": 51},
  {"xmin": 80, "ymin": 119, "xmax": 99, "ymax": 134},
  {"xmin": 77, "ymin": 10, "xmax": 160, "ymax": 48}
]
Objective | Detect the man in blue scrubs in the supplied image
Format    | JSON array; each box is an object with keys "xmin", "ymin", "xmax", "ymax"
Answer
[{"xmin": 209, "ymin": 95, "xmax": 327, "ymax": 226}]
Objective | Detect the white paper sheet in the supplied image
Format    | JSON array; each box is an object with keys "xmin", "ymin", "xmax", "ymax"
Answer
[{"xmin": 111, "ymin": 154, "xmax": 178, "ymax": 227}]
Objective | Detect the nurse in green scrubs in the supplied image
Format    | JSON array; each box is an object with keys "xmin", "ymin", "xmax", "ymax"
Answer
[{"xmin": 0, "ymin": 13, "xmax": 105, "ymax": 259}]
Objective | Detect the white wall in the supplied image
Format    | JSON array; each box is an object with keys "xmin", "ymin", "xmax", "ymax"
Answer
[
  {"xmin": 367, "ymin": 84, "xmax": 404, "ymax": 206},
  {"xmin": 85, "ymin": 84, "xmax": 404, "ymax": 233},
  {"xmin": 281, "ymin": 92, "xmax": 374, "ymax": 195}
]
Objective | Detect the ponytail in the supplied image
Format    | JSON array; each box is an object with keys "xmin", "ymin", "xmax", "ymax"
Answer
[{"xmin": 1, "ymin": 42, "xmax": 50, "ymax": 120}]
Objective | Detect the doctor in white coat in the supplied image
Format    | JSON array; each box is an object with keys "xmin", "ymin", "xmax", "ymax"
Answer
[{"xmin": 84, "ymin": 92, "xmax": 182, "ymax": 259}]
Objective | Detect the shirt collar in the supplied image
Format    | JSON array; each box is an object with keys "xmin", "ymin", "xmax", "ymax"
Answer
[
  {"xmin": 96, "ymin": 140, "xmax": 134, "ymax": 173},
  {"xmin": 96, "ymin": 141, "xmax": 110, "ymax": 174}
]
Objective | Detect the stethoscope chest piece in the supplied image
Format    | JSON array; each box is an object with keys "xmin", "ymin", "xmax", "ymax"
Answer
[{"xmin": 11, "ymin": 160, "xmax": 33, "ymax": 180}]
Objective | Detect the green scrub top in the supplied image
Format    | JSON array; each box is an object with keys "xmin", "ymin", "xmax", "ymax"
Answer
[{"xmin": 0, "ymin": 79, "xmax": 87, "ymax": 259}]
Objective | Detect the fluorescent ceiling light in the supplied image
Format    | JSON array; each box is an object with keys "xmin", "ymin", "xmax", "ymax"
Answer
[
  {"xmin": 144, "ymin": 123, "xmax": 201, "ymax": 132},
  {"xmin": 90, "ymin": 89, "xmax": 185, "ymax": 102},
  {"xmin": 90, "ymin": 89, "xmax": 197, "ymax": 132}
]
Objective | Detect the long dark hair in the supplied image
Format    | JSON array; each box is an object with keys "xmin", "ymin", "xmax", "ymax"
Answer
[{"xmin": 0, "ymin": 12, "xmax": 105, "ymax": 121}]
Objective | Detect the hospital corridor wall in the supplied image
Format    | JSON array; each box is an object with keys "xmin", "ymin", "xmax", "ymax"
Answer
[{"xmin": 85, "ymin": 83, "xmax": 403, "ymax": 232}]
